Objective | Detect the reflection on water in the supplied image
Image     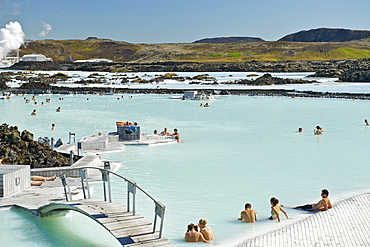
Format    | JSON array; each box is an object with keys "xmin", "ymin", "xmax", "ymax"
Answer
[
  {"xmin": 0, "ymin": 207, "xmax": 120, "ymax": 246},
  {"xmin": 1, "ymin": 93, "xmax": 370, "ymax": 246}
]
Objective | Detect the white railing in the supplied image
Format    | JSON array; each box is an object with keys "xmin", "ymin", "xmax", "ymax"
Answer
[{"xmin": 60, "ymin": 167, "xmax": 166, "ymax": 238}]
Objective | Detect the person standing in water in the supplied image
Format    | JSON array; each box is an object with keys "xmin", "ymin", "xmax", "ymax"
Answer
[
  {"xmin": 314, "ymin": 125, "xmax": 323, "ymax": 135},
  {"xmin": 269, "ymin": 197, "xmax": 289, "ymax": 222},
  {"xmin": 238, "ymin": 203, "xmax": 257, "ymax": 223},
  {"xmin": 171, "ymin": 128, "xmax": 182, "ymax": 142},
  {"xmin": 185, "ymin": 223, "xmax": 209, "ymax": 243},
  {"xmin": 198, "ymin": 219, "xmax": 214, "ymax": 241}
]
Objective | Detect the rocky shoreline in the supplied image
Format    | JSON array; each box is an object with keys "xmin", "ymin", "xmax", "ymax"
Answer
[
  {"xmin": 7, "ymin": 58, "xmax": 370, "ymax": 82},
  {"xmin": 0, "ymin": 124, "xmax": 70, "ymax": 168}
]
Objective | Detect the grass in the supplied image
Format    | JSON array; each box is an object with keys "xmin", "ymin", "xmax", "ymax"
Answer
[
  {"xmin": 228, "ymin": 52, "xmax": 241, "ymax": 57},
  {"xmin": 67, "ymin": 43, "xmax": 99, "ymax": 51}
]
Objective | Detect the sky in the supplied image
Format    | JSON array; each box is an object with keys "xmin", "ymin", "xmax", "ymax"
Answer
[{"xmin": 0, "ymin": 0, "xmax": 369, "ymax": 43}]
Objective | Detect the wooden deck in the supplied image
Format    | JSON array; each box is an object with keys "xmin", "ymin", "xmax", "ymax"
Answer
[{"xmin": 62, "ymin": 199, "xmax": 174, "ymax": 246}]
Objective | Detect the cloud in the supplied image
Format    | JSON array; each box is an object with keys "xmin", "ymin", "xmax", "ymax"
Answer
[
  {"xmin": 38, "ymin": 22, "xmax": 52, "ymax": 37},
  {"xmin": 0, "ymin": 0, "xmax": 21, "ymax": 15}
]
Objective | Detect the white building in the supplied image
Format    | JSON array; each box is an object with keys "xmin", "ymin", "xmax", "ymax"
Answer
[
  {"xmin": 21, "ymin": 54, "xmax": 53, "ymax": 62},
  {"xmin": 74, "ymin": 58, "xmax": 112, "ymax": 63}
]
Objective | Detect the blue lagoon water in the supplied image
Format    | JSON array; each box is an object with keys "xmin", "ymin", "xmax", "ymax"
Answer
[{"xmin": 2, "ymin": 79, "xmax": 370, "ymax": 246}]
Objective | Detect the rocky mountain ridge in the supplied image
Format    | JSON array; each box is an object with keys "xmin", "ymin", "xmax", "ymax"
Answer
[
  {"xmin": 193, "ymin": 37, "xmax": 264, "ymax": 43},
  {"xmin": 279, "ymin": 28, "xmax": 370, "ymax": 42}
]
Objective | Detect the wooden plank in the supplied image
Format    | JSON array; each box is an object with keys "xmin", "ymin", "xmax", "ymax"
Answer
[
  {"xmin": 126, "ymin": 238, "xmax": 174, "ymax": 247},
  {"xmin": 111, "ymin": 225, "xmax": 154, "ymax": 238},
  {"xmin": 60, "ymin": 199, "xmax": 172, "ymax": 246},
  {"xmin": 97, "ymin": 215, "xmax": 145, "ymax": 224},
  {"xmin": 103, "ymin": 218, "xmax": 151, "ymax": 231}
]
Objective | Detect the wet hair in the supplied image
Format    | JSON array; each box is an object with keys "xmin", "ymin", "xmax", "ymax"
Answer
[
  {"xmin": 245, "ymin": 203, "xmax": 251, "ymax": 209},
  {"xmin": 174, "ymin": 128, "xmax": 178, "ymax": 132},
  {"xmin": 316, "ymin": 125, "xmax": 321, "ymax": 130},
  {"xmin": 198, "ymin": 219, "xmax": 208, "ymax": 225},
  {"xmin": 322, "ymin": 189, "xmax": 329, "ymax": 196},
  {"xmin": 270, "ymin": 197, "xmax": 279, "ymax": 206},
  {"xmin": 187, "ymin": 223, "xmax": 198, "ymax": 232}
]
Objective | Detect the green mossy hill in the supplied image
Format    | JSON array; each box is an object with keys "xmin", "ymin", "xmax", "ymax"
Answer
[
  {"xmin": 20, "ymin": 37, "xmax": 140, "ymax": 62},
  {"xmin": 19, "ymin": 38, "xmax": 370, "ymax": 63}
]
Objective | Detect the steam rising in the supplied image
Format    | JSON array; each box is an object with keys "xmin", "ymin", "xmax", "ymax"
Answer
[
  {"xmin": 39, "ymin": 22, "xmax": 52, "ymax": 37},
  {"xmin": 0, "ymin": 21, "xmax": 25, "ymax": 60}
]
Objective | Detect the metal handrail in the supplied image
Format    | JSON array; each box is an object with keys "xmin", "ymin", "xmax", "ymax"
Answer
[{"xmin": 59, "ymin": 166, "xmax": 166, "ymax": 238}]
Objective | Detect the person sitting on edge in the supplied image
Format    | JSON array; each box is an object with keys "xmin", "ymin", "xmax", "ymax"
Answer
[
  {"xmin": 314, "ymin": 125, "xmax": 323, "ymax": 135},
  {"xmin": 171, "ymin": 128, "xmax": 181, "ymax": 142},
  {"xmin": 294, "ymin": 189, "xmax": 332, "ymax": 212},
  {"xmin": 185, "ymin": 223, "xmax": 209, "ymax": 243},
  {"xmin": 238, "ymin": 203, "xmax": 257, "ymax": 223},
  {"xmin": 160, "ymin": 128, "xmax": 171, "ymax": 135},
  {"xmin": 269, "ymin": 197, "xmax": 288, "ymax": 222},
  {"xmin": 31, "ymin": 175, "xmax": 57, "ymax": 186},
  {"xmin": 198, "ymin": 219, "xmax": 214, "ymax": 241},
  {"xmin": 365, "ymin": 119, "xmax": 370, "ymax": 126}
]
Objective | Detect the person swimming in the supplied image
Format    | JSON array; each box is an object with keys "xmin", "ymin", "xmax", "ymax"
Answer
[{"xmin": 314, "ymin": 125, "xmax": 323, "ymax": 135}]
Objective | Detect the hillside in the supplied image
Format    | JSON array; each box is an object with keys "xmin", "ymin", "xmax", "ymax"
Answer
[
  {"xmin": 279, "ymin": 28, "xmax": 370, "ymax": 42},
  {"xmin": 193, "ymin": 37, "xmax": 264, "ymax": 43},
  {"xmin": 18, "ymin": 38, "xmax": 370, "ymax": 63}
]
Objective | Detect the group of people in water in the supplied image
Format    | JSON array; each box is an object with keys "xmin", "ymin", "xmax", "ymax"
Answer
[
  {"xmin": 199, "ymin": 103, "xmax": 210, "ymax": 107},
  {"xmin": 185, "ymin": 219, "xmax": 214, "ymax": 243},
  {"xmin": 185, "ymin": 190, "xmax": 331, "ymax": 243},
  {"xmin": 154, "ymin": 127, "xmax": 182, "ymax": 142},
  {"xmin": 296, "ymin": 125, "xmax": 324, "ymax": 134},
  {"xmin": 237, "ymin": 189, "xmax": 332, "ymax": 224},
  {"xmin": 297, "ymin": 119, "xmax": 370, "ymax": 134}
]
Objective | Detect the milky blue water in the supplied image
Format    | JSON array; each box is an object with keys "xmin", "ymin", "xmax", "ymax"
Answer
[
  {"xmin": 0, "ymin": 207, "xmax": 121, "ymax": 246},
  {"xmin": 2, "ymin": 79, "xmax": 370, "ymax": 246}
]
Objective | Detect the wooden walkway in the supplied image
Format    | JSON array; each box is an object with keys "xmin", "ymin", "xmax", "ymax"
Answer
[{"xmin": 62, "ymin": 199, "xmax": 174, "ymax": 246}]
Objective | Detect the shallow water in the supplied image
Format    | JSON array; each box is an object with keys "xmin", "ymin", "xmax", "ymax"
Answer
[
  {"xmin": 2, "ymin": 85, "xmax": 370, "ymax": 246},
  {"xmin": 0, "ymin": 207, "xmax": 121, "ymax": 246}
]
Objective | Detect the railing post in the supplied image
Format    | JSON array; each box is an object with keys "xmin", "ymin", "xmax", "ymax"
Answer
[
  {"xmin": 101, "ymin": 170, "xmax": 111, "ymax": 202},
  {"xmin": 69, "ymin": 151, "xmax": 74, "ymax": 166},
  {"xmin": 51, "ymin": 137, "xmax": 54, "ymax": 149},
  {"xmin": 106, "ymin": 170, "xmax": 112, "ymax": 203},
  {"xmin": 60, "ymin": 174, "xmax": 72, "ymax": 201},
  {"xmin": 127, "ymin": 182, "xmax": 136, "ymax": 214},
  {"xmin": 79, "ymin": 169, "xmax": 87, "ymax": 199},
  {"xmin": 153, "ymin": 201, "xmax": 165, "ymax": 239}
]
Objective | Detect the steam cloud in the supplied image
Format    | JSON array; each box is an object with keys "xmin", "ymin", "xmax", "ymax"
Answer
[
  {"xmin": 0, "ymin": 21, "xmax": 25, "ymax": 60},
  {"xmin": 39, "ymin": 22, "xmax": 52, "ymax": 37}
]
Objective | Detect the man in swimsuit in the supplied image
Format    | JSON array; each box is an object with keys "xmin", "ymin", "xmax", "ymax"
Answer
[
  {"xmin": 238, "ymin": 203, "xmax": 257, "ymax": 223},
  {"xmin": 294, "ymin": 189, "xmax": 332, "ymax": 211},
  {"xmin": 171, "ymin": 128, "xmax": 181, "ymax": 142},
  {"xmin": 160, "ymin": 128, "xmax": 171, "ymax": 135}
]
